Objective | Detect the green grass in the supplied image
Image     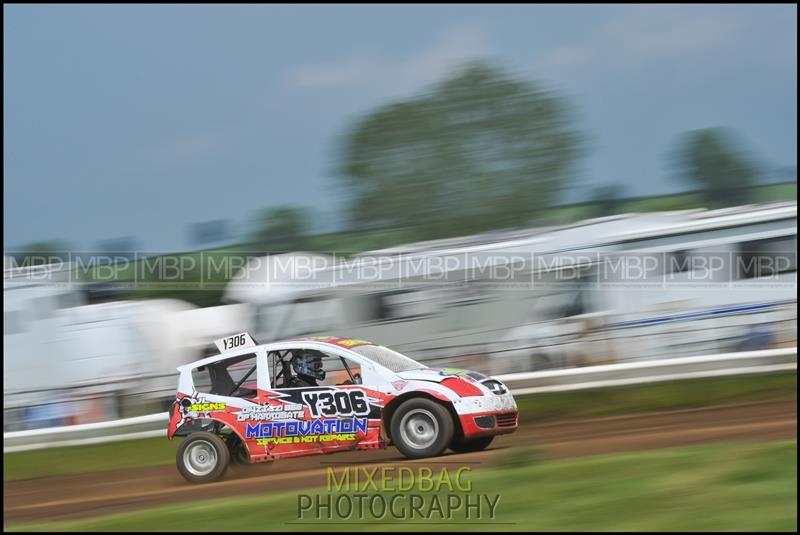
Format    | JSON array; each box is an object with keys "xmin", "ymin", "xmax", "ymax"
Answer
[
  {"xmin": 751, "ymin": 182, "xmax": 797, "ymax": 203},
  {"xmin": 2, "ymin": 436, "xmax": 178, "ymax": 482},
  {"xmin": 3, "ymin": 371, "xmax": 795, "ymax": 482},
  {"xmin": 514, "ymin": 371, "xmax": 797, "ymax": 423},
  {"xmin": 6, "ymin": 440, "xmax": 797, "ymax": 531}
]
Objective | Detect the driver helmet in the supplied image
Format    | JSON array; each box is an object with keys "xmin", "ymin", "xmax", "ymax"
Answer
[{"xmin": 292, "ymin": 351, "xmax": 326, "ymax": 381}]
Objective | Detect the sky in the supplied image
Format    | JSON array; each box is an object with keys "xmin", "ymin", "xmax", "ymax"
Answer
[{"xmin": 4, "ymin": 4, "xmax": 797, "ymax": 251}]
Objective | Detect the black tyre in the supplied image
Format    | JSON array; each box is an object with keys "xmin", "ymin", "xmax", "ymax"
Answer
[
  {"xmin": 225, "ymin": 433, "xmax": 250, "ymax": 466},
  {"xmin": 450, "ymin": 435, "xmax": 494, "ymax": 453},
  {"xmin": 176, "ymin": 432, "xmax": 230, "ymax": 484},
  {"xmin": 390, "ymin": 398, "xmax": 454, "ymax": 459}
]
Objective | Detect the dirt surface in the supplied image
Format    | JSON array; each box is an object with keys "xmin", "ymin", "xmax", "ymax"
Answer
[{"xmin": 4, "ymin": 400, "xmax": 796, "ymax": 525}]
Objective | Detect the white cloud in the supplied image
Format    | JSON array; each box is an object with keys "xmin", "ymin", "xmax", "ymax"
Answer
[
  {"xmin": 601, "ymin": 7, "xmax": 742, "ymax": 63},
  {"xmin": 285, "ymin": 23, "xmax": 492, "ymax": 97},
  {"xmin": 288, "ymin": 57, "xmax": 379, "ymax": 89},
  {"xmin": 541, "ymin": 46, "xmax": 593, "ymax": 68},
  {"xmin": 536, "ymin": 6, "xmax": 745, "ymax": 79},
  {"xmin": 146, "ymin": 126, "xmax": 238, "ymax": 164}
]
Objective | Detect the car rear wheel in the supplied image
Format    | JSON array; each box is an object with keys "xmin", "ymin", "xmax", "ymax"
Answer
[
  {"xmin": 450, "ymin": 435, "xmax": 494, "ymax": 453},
  {"xmin": 391, "ymin": 398, "xmax": 454, "ymax": 459},
  {"xmin": 177, "ymin": 432, "xmax": 230, "ymax": 484}
]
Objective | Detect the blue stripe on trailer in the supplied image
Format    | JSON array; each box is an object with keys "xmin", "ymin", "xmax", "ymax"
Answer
[{"xmin": 608, "ymin": 299, "xmax": 797, "ymax": 329}]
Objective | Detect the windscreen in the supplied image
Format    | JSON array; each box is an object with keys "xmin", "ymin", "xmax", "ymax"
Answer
[{"xmin": 349, "ymin": 345, "xmax": 424, "ymax": 373}]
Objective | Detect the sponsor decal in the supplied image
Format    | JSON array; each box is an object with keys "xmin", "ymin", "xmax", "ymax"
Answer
[
  {"xmin": 309, "ymin": 336, "xmax": 372, "ymax": 349},
  {"xmin": 171, "ymin": 396, "xmax": 227, "ymax": 433},
  {"xmin": 438, "ymin": 367, "xmax": 470, "ymax": 376},
  {"xmin": 437, "ymin": 368, "xmax": 487, "ymax": 381},
  {"xmin": 335, "ymin": 338, "xmax": 371, "ymax": 348},
  {"xmin": 189, "ymin": 402, "xmax": 226, "ymax": 412},
  {"xmin": 391, "ymin": 380, "xmax": 408, "ymax": 391},
  {"xmin": 256, "ymin": 433, "xmax": 357, "ymax": 446},
  {"xmin": 245, "ymin": 417, "xmax": 369, "ymax": 439},
  {"xmin": 237, "ymin": 403, "xmax": 304, "ymax": 422}
]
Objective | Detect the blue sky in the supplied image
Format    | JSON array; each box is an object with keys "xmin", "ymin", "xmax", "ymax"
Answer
[{"xmin": 4, "ymin": 4, "xmax": 797, "ymax": 251}]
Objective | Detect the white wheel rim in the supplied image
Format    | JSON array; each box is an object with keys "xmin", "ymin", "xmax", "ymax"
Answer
[
  {"xmin": 399, "ymin": 409, "xmax": 438, "ymax": 449},
  {"xmin": 184, "ymin": 440, "xmax": 218, "ymax": 477}
]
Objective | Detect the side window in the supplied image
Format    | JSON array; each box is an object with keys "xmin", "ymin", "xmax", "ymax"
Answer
[
  {"xmin": 270, "ymin": 349, "xmax": 362, "ymax": 388},
  {"xmin": 360, "ymin": 290, "xmax": 432, "ymax": 323},
  {"xmin": 287, "ymin": 296, "xmax": 341, "ymax": 336},
  {"xmin": 4, "ymin": 311, "xmax": 24, "ymax": 335},
  {"xmin": 670, "ymin": 250, "xmax": 694, "ymax": 274},
  {"xmin": 191, "ymin": 366, "xmax": 214, "ymax": 393},
  {"xmin": 56, "ymin": 291, "xmax": 84, "ymax": 309},
  {"xmin": 316, "ymin": 353, "xmax": 362, "ymax": 387},
  {"xmin": 737, "ymin": 236, "xmax": 797, "ymax": 279},
  {"xmin": 33, "ymin": 296, "xmax": 54, "ymax": 321},
  {"xmin": 534, "ymin": 289, "xmax": 588, "ymax": 320},
  {"xmin": 193, "ymin": 353, "xmax": 258, "ymax": 399},
  {"xmin": 224, "ymin": 354, "xmax": 259, "ymax": 395}
]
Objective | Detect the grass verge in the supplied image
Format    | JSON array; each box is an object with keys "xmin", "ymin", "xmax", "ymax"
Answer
[
  {"xmin": 6, "ymin": 440, "xmax": 797, "ymax": 531},
  {"xmin": 513, "ymin": 370, "xmax": 797, "ymax": 422}
]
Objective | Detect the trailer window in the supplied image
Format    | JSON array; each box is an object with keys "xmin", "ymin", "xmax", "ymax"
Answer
[{"xmin": 737, "ymin": 235, "xmax": 797, "ymax": 279}]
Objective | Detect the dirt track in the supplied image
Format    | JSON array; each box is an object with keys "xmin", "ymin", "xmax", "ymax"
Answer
[{"xmin": 4, "ymin": 400, "xmax": 797, "ymax": 525}]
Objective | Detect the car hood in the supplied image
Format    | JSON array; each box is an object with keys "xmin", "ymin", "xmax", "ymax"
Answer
[{"xmin": 396, "ymin": 367, "xmax": 489, "ymax": 383}]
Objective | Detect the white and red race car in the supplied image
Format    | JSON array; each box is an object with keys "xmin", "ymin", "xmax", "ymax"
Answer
[{"xmin": 167, "ymin": 333, "xmax": 519, "ymax": 483}]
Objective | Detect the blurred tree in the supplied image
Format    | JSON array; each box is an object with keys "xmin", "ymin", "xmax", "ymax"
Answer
[
  {"xmin": 251, "ymin": 206, "xmax": 309, "ymax": 253},
  {"xmin": 188, "ymin": 220, "xmax": 231, "ymax": 248},
  {"xmin": 588, "ymin": 184, "xmax": 626, "ymax": 217},
  {"xmin": 338, "ymin": 61, "xmax": 584, "ymax": 240},
  {"xmin": 672, "ymin": 128, "xmax": 761, "ymax": 207},
  {"xmin": 10, "ymin": 240, "xmax": 72, "ymax": 267}
]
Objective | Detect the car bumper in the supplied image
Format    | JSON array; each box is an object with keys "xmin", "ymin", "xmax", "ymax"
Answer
[
  {"xmin": 458, "ymin": 410, "xmax": 519, "ymax": 438},
  {"xmin": 451, "ymin": 391, "xmax": 519, "ymax": 438}
]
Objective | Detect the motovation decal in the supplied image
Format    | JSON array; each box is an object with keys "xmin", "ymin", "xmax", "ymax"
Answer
[{"xmin": 245, "ymin": 418, "xmax": 369, "ymax": 439}]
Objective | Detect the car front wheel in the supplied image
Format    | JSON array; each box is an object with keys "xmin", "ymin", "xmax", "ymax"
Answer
[
  {"xmin": 391, "ymin": 398, "xmax": 454, "ymax": 459},
  {"xmin": 176, "ymin": 432, "xmax": 230, "ymax": 484}
]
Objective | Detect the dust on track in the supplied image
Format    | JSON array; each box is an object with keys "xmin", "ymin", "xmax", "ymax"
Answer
[{"xmin": 4, "ymin": 400, "xmax": 796, "ymax": 525}]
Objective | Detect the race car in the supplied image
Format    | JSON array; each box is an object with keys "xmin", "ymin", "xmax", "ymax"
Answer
[{"xmin": 167, "ymin": 333, "xmax": 519, "ymax": 483}]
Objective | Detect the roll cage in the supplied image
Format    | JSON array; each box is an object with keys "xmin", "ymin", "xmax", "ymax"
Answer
[{"xmin": 269, "ymin": 348, "xmax": 364, "ymax": 387}]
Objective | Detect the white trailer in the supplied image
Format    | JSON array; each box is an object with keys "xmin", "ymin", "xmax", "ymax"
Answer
[{"xmin": 224, "ymin": 202, "xmax": 797, "ymax": 375}]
